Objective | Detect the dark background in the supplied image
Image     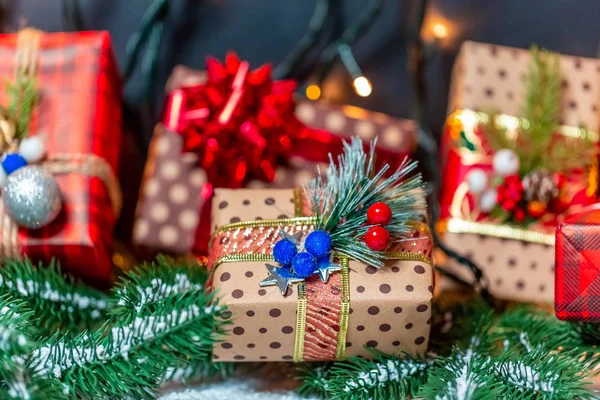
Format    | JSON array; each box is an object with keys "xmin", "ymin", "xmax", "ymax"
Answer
[{"xmin": 4, "ymin": 0, "xmax": 600, "ymax": 152}]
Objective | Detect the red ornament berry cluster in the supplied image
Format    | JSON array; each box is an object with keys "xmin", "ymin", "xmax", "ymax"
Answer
[{"xmin": 364, "ymin": 202, "xmax": 392, "ymax": 251}]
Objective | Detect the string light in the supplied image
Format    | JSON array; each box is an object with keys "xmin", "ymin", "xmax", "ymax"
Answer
[
  {"xmin": 338, "ymin": 44, "xmax": 373, "ymax": 97},
  {"xmin": 305, "ymin": 84, "xmax": 321, "ymax": 100},
  {"xmin": 432, "ymin": 23, "xmax": 448, "ymax": 40},
  {"xmin": 353, "ymin": 76, "xmax": 372, "ymax": 97}
]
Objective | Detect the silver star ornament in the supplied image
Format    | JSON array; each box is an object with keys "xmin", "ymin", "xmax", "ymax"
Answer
[
  {"xmin": 259, "ymin": 264, "xmax": 304, "ymax": 294},
  {"xmin": 316, "ymin": 254, "xmax": 342, "ymax": 282}
]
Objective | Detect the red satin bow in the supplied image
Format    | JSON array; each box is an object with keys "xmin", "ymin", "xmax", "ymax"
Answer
[{"xmin": 163, "ymin": 52, "xmax": 299, "ymax": 188}]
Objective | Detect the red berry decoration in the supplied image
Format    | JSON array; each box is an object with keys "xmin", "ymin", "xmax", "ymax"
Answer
[
  {"xmin": 367, "ymin": 202, "xmax": 393, "ymax": 226},
  {"xmin": 365, "ymin": 226, "xmax": 390, "ymax": 251},
  {"xmin": 496, "ymin": 174, "xmax": 524, "ymax": 212}
]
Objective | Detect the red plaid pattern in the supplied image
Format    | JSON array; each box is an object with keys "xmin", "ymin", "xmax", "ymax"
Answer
[
  {"xmin": 555, "ymin": 209, "xmax": 600, "ymax": 321},
  {"xmin": 0, "ymin": 31, "xmax": 121, "ymax": 282}
]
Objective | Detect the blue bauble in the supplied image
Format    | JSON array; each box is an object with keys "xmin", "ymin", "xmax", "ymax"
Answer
[
  {"xmin": 304, "ymin": 230, "xmax": 332, "ymax": 258},
  {"xmin": 2, "ymin": 153, "xmax": 28, "ymax": 175},
  {"xmin": 273, "ymin": 239, "xmax": 298, "ymax": 266},
  {"xmin": 291, "ymin": 251, "xmax": 317, "ymax": 278}
]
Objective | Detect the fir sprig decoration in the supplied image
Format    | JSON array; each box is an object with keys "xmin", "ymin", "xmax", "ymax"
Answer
[
  {"xmin": 304, "ymin": 137, "xmax": 426, "ymax": 267},
  {"xmin": 0, "ymin": 258, "xmax": 110, "ymax": 336},
  {"xmin": 110, "ymin": 255, "xmax": 207, "ymax": 323},
  {"xmin": 4, "ymin": 72, "xmax": 39, "ymax": 140},
  {"xmin": 482, "ymin": 46, "xmax": 595, "ymax": 176}
]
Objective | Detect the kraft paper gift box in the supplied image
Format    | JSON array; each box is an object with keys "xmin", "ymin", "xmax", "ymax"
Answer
[
  {"xmin": 207, "ymin": 188, "xmax": 434, "ymax": 362},
  {"xmin": 438, "ymin": 41, "xmax": 600, "ymax": 304},
  {"xmin": 133, "ymin": 62, "xmax": 418, "ymax": 256},
  {"xmin": 0, "ymin": 30, "xmax": 122, "ymax": 283}
]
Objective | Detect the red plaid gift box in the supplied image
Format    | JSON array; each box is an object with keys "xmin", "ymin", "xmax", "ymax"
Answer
[
  {"xmin": 0, "ymin": 30, "xmax": 122, "ymax": 282},
  {"xmin": 555, "ymin": 207, "xmax": 600, "ymax": 321}
]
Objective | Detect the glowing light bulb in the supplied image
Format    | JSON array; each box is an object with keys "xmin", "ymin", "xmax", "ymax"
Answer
[
  {"xmin": 305, "ymin": 84, "xmax": 321, "ymax": 100},
  {"xmin": 432, "ymin": 23, "xmax": 448, "ymax": 40},
  {"xmin": 353, "ymin": 76, "xmax": 372, "ymax": 97}
]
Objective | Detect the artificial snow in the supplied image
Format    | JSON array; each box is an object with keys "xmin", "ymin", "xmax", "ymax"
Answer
[
  {"xmin": 2, "ymin": 278, "xmax": 108, "ymax": 311},
  {"xmin": 342, "ymin": 359, "xmax": 427, "ymax": 393},
  {"xmin": 6, "ymin": 380, "xmax": 30, "ymax": 400},
  {"xmin": 117, "ymin": 273, "xmax": 203, "ymax": 312},
  {"xmin": 159, "ymin": 378, "xmax": 316, "ymax": 400},
  {"xmin": 30, "ymin": 302, "xmax": 220, "ymax": 378},
  {"xmin": 495, "ymin": 360, "xmax": 558, "ymax": 395}
]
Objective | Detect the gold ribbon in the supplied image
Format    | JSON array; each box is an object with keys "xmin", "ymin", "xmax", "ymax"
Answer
[{"xmin": 438, "ymin": 217, "xmax": 555, "ymax": 246}]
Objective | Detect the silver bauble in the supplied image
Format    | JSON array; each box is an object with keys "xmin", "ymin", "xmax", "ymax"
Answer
[{"xmin": 3, "ymin": 166, "xmax": 62, "ymax": 229}]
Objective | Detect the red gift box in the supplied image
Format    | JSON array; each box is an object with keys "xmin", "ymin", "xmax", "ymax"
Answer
[
  {"xmin": 0, "ymin": 30, "xmax": 122, "ymax": 283},
  {"xmin": 555, "ymin": 207, "xmax": 600, "ymax": 321}
]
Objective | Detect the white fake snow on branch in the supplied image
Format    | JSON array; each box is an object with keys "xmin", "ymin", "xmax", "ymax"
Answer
[
  {"xmin": 0, "ymin": 275, "xmax": 107, "ymax": 316},
  {"xmin": 30, "ymin": 303, "xmax": 221, "ymax": 379},
  {"xmin": 343, "ymin": 359, "xmax": 429, "ymax": 393},
  {"xmin": 118, "ymin": 273, "xmax": 203, "ymax": 312}
]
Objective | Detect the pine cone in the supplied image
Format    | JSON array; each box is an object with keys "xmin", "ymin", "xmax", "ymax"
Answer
[{"xmin": 522, "ymin": 169, "xmax": 559, "ymax": 204}]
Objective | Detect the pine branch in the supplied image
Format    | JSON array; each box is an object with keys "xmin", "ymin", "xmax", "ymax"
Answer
[
  {"xmin": 493, "ymin": 346, "xmax": 594, "ymax": 399},
  {"xmin": 304, "ymin": 138, "xmax": 426, "ymax": 267},
  {"xmin": 30, "ymin": 288, "xmax": 226, "ymax": 399},
  {"xmin": 0, "ymin": 295, "xmax": 36, "ymax": 359},
  {"xmin": 295, "ymin": 364, "xmax": 333, "ymax": 399},
  {"xmin": 5, "ymin": 73, "xmax": 39, "ymax": 140},
  {"xmin": 0, "ymin": 259, "xmax": 110, "ymax": 336},
  {"xmin": 0, "ymin": 295, "xmax": 66, "ymax": 400},
  {"xmin": 327, "ymin": 354, "xmax": 429, "ymax": 399},
  {"xmin": 480, "ymin": 47, "xmax": 592, "ymax": 175},
  {"xmin": 419, "ymin": 349, "xmax": 500, "ymax": 400},
  {"xmin": 110, "ymin": 255, "xmax": 207, "ymax": 324}
]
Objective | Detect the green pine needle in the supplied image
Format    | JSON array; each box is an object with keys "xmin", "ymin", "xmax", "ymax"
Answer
[
  {"xmin": 5, "ymin": 73, "xmax": 39, "ymax": 140},
  {"xmin": 481, "ymin": 46, "xmax": 594, "ymax": 176},
  {"xmin": 419, "ymin": 349, "xmax": 500, "ymax": 400},
  {"xmin": 304, "ymin": 137, "xmax": 426, "ymax": 267},
  {"xmin": 0, "ymin": 259, "xmax": 110, "ymax": 336},
  {"xmin": 0, "ymin": 295, "xmax": 66, "ymax": 400},
  {"xmin": 295, "ymin": 364, "xmax": 333, "ymax": 399},
  {"xmin": 30, "ymin": 289, "xmax": 225, "ymax": 398},
  {"xmin": 110, "ymin": 255, "xmax": 207, "ymax": 324},
  {"xmin": 327, "ymin": 354, "xmax": 429, "ymax": 399}
]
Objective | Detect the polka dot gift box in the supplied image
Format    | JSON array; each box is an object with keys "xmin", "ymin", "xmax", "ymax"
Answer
[
  {"xmin": 207, "ymin": 138, "xmax": 433, "ymax": 362},
  {"xmin": 438, "ymin": 41, "xmax": 600, "ymax": 304},
  {"xmin": 133, "ymin": 60, "xmax": 418, "ymax": 256}
]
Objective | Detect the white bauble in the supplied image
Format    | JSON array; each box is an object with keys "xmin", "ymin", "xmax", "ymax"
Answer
[
  {"xmin": 480, "ymin": 189, "xmax": 498, "ymax": 213},
  {"xmin": 19, "ymin": 136, "xmax": 46, "ymax": 164},
  {"xmin": 466, "ymin": 168, "xmax": 488, "ymax": 194},
  {"xmin": 493, "ymin": 149, "xmax": 519, "ymax": 176}
]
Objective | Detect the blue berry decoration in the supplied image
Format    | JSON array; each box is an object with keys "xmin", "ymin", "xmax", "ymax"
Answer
[
  {"xmin": 291, "ymin": 251, "xmax": 317, "ymax": 278},
  {"xmin": 2, "ymin": 153, "xmax": 28, "ymax": 175},
  {"xmin": 304, "ymin": 230, "xmax": 332, "ymax": 258},
  {"xmin": 273, "ymin": 239, "xmax": 298, "ymax": 266}
]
